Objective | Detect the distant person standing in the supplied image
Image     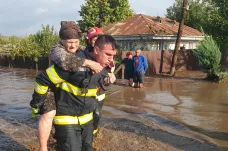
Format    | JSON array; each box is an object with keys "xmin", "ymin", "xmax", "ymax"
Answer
[
  {"xmin": 121, "ymin": 52, "xmax": 134, "ymax": 86},
  {"xmin": 132, "ymin": 49, "xmax": 148, "ymax": 88}
]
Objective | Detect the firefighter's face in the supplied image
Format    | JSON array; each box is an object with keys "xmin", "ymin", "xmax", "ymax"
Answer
[
  {"xmin": 94, "ymin": 44, "xmax": 116, "ymax": 67},
  {"xmin": 62, "ymin": 39, "xmax": 80, "ymax": 53}
]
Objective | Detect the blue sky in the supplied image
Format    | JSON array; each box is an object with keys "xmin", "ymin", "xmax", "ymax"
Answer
[{"xmin": 0, "ymin": 0, "xmax": 174, "ymax": 36}]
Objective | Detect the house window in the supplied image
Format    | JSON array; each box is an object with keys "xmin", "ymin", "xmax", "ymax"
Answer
[
  {"xmin": 163, "ymin": 42, "xmax": 169, "ymax": 50},
  {"xmin": 129, "ymin": 42, "xmax": 132, "ymax": 50}
]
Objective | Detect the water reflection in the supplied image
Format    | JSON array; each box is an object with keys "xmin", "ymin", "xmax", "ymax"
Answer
[
  {"xmin": 121, "ymin": 88, "xmax": 147, "ymax": 114},
  {"xmin": 107, "ymin": 78, "xmax": 228, "ymax": 133},
  {"xmin": 107, "ymin": 77, "xmax": 228, "ymax": 147},
  {"xmin": 137, "ymin": 78, "xmax": 228, "ymax": 133}
]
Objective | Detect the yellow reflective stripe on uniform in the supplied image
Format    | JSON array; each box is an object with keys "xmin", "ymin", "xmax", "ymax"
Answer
[
  {"xmin": 34, "ymin": 82, "xmax": 48, "ymax": 94},
  {"xmin": 96, "ymin": 93, "xmax": 106, "ymax": 101},
  {"xmin": 46, "ymin": 65, "xmax": 65, "ymax": 84},
  {"xmin": 93, "ymin": 129, "xmax": 98, "ymax": 134},
  {"xmin": 56, "ymin": 82, "xmax": 97, "ymax": 97},
  {"xmin": 54, "ymin": 112, "xmax": 93, "ymax": 125}
]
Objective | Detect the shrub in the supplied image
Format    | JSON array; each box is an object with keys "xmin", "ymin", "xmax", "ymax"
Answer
[
  {"xmin": 9, "ymin": 24, "xmax": 59, "ymax": 62},
  {"xmin": 193, "ymin": 35, "xmax": 221, "ymax": 79}
]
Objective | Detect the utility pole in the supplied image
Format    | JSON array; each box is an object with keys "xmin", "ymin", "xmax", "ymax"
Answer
[{"xmin": 170, "ymin": 0, "xmax": 188, "ymax": 76}]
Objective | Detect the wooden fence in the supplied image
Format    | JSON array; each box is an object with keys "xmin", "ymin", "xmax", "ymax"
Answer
[
  {"xmin": 120, "ymin": 49, "xmax": 200, "ymax": 76},
  {"xmin": 0, "ymin": 49, "xmax": 199, "ymax": 75},
  {"xmin": 0, "ymin": 55, "xmax": 49, "ymax": 71}
]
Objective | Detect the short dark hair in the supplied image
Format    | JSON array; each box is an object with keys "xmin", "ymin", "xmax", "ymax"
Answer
[{"xmin": 94, "ymin": 35, "xmax": 117, "ymax": 50}]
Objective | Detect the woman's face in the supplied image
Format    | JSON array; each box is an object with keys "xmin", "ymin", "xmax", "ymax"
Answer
[{"xmin": 128, "ymin": 54, "xmax": 133, "ymax": 59}]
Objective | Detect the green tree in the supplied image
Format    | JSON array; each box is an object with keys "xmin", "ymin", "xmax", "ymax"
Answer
[
  {"xmin": 166, "ymin": 0, "xmax": 211, "ymax": 31},
  {"xmin": 11, "ymin": 37, "xmax": 41, "ymax": 62},
  {"xmin": 78, "ymin": 0, "xmax": 133, "ymax": 32},
  {"xmin": 0, "ymin": 36, "xmax": 21, "ymax": 55},
  {"xmin": 166, "ymin": 0, "xmax": 228, "ymax": 65},
  {"xmin": 193, "ymin": 35, "xmax": 221, "ymax": 79},
  {"xmin": 30, "ymin": 24, "xmax": 59, "ymax": 56},
  {"xmin": 166, "ymin": 0, "xmax": 183, "ymax": 22},
  {"xmin": 204, "ymin": 0, "xmax": 228, "ymax": 62},
  {"xmin": 10, "ymin": 24, "xmax": 59, "ymax": 62},
  {"xmin": 193, "ymin": 34, "xmax": 228, "ymax": 82}
]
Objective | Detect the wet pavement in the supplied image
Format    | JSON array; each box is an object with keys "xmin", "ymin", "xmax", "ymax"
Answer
[{"xmin": 0, "ymin": 67, "xmax": 228, "ymax": 150}]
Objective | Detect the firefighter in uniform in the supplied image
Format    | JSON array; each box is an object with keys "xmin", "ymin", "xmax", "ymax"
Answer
[
  {"xmin": 30, "ymin": 35, "xmax": 117, "ymax": 151},
  {"xmin": 83, "ymin": 27, "xmax": 111, "ymax": 136},
  {"xmin": 34, "ymin": 21, "xmax": 104, "ymax": 151}
]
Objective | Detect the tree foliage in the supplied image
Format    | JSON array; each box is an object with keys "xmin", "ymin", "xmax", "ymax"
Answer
[
  {"xmin": 193, "ymin": 35, "xmax": 221, "ymax": 78},
  {"xmin": 204, "ymin": 0, "xmax": 228, "ymax": 49},
  {"xmin": 8, "ymin": 24, "xmax": 59, "ymax": 62},
  {"xmin": 166, "ymin": 0, "xmax": 228, "ymax": 65},
  {"xmin": 78, "ymin": 0, "xmax": 133, "ymax": 32},
  {"xmin": 166, "ymin": 0, "xmax": 183, "ymax": 22},
  {"xmin": 12, "ymin": 38, "xmax": 41, "ymax": 62},
  {"xmin": 166, "ymin": 0, "xmax": 211, "ymax": 31},
  {"xmin": 29, "ymin": 24, "xmax": 59, "ymax": 56},
  {"xmin": 0, "ymin": 36, "xmax": 21, "ymax": 55}
]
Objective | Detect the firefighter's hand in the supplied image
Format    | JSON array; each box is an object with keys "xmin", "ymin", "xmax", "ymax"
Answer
[
  {"xmin": 84, "ymin": 59, "xmax": 103, "ymax": 73},
  {"xmin": 31, "ymin": 107, "xmax": 39, "ymax": 117},
  {"xmin": 108, "ymin": 73, "xmax": 116, "ymax": 83},
  {"xmin": 109, "ymin": 61, "xmax": 115, "ymax": 73}
]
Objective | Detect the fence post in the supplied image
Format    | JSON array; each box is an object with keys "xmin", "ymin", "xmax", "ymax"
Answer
[
  {"xmin": 122, "ymin": 65, "xmax": 125, "ymax": 81},
  {"xmin": 35, "ymin": 62, "xmax": 38, "ymax": 72}
]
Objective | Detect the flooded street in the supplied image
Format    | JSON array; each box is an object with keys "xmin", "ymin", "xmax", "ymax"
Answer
[
  {"xmin": 105, "ymin": 76, "xmax": 228, "ymax": 149},
  {"xmin": 0, "ymin": 67, "xmax": 228, "ymax": 150}
]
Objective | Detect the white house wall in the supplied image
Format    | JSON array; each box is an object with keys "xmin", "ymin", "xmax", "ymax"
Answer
[
  {"xmin": 167, "ymin": 41, "xmax": 198, "ymax": 50},
  {"xmin": 118, "ymin": 40, "xmax": 200, "ymax": 51}
]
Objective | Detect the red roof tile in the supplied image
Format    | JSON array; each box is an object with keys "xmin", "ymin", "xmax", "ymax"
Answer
[{"xmin": 102, "ymin": 14, "xmax": 203, "ymax": 36}]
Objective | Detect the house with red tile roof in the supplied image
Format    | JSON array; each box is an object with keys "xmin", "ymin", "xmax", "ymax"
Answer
[{"xmin": 102, "ymin": 14, "xmax": 204, "ymax": 51}]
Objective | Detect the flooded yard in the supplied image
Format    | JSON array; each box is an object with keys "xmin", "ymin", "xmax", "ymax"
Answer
[{"xmin": 0, "ymin": 67, "xmax": 227, "ymax": 151}]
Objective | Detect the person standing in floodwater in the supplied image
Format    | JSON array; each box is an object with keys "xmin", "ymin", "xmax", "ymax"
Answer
[
  {"xmin": 121, "ymin": 52, "xmax": 134, "ymax": 86},
  {"xmin": 132, "ymin": 49, "xmax": 148, "ymax": 88},
  {"xmin": 31, "ymin": 35, "xmax": 117, "ymax": 151},
  {"xmin": 31, "ymin": 21, "xmax": 104, "ymax": 151}
]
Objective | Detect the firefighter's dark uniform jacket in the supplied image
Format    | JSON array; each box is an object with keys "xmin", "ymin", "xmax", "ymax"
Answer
[{"xmin": 31, "ymin": 51, "xmax": 109, "ymax": 125}]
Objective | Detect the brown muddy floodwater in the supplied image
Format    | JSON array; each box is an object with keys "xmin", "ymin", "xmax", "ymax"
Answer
[{"xmin": 0, "ymin": 67, "xmax": 228, "ymax": 151}]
